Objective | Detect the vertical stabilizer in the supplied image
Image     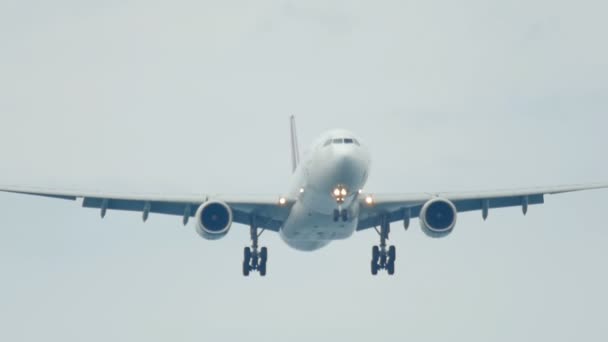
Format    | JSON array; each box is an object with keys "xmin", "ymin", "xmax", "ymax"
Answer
[{"xmin": 290, "ymin": 115, "xmax": 300, "ymax": 173}]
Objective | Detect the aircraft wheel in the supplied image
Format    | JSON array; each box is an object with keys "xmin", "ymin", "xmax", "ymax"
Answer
[
  {"xmin": 243, "ymin": 261, "xmax": 250, "ymax": 276},
  {"xmin": 259, "ymin": 259, "xmax": 267, "ymax": 276},
  {"xmin": 260, "ymin": 247, "xmax": 268, "ymax": 263},
  {"xmin": 388, "ymin": 245, "xmax": 396, "ymax": 261},
  {"xmin": 371, "ymin": 260, "xmax": 378, "ymax": 275},
  {"xmin": 372, "ymin": 246, "xmax": 380, "ymax": 263},
  {"xmin": 387, "ymin": 260, "xmax": 395, "ymax": 276},
  {"xmin": 244, "ymin": 247, "xmax": 252, "ymax": 263}
]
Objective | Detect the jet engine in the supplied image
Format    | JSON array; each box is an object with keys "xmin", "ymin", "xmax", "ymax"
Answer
[
  {"xmin": 419, "ymin": 198, "xmax": 457, "ymax": 238},
  {"xmin": 195, "ymin": 201, "xmax": 233, "ymax": 240}
]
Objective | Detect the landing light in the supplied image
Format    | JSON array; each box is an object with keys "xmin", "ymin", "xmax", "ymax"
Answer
[
  {"xmin": 332, "ymin": 186, "xmax": 348, "ymax": 203},
  {"xmin": 278, "ymin": 197, "xmax": 287, "ymax": 206},
  {"xmin": 365, "ymin": 195, "xmax": 374, "ymax": 205}
]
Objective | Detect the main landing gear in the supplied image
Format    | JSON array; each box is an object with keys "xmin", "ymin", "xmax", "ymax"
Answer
[
  {"xmin": 243, "ymin": 218, "xmax": 267, "ymax": 277},
  {"xmin": 371, "ymin": 216, "xmax": 396, "ymax": 276}
]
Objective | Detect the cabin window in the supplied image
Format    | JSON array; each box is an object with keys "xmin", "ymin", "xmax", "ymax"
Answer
[
  {"xmin": 332, "ymin": 138, "xmax": 343, "ymax": 144},
  {"xmin": 323, "ymin": 139, "xmax": 332, "ymax": 147},
  {"xmin": 344, "ymin": 138, "xmax": 354, "ymax": 144}
]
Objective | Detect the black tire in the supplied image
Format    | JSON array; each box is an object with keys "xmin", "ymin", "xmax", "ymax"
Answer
[
  {"xmin": 388, "ymin": 245, "xmax": 396, "ymax": 261},
  {"xmin": 259, "ymin": 260, "xmax": 267, "ymax": 276},
  {"xmin": 387, "ymin": 260, "xmax": 395, "ymax": 275},
  {"xmin": 333, "ymin": 209, "xmax": 339, "ymax": 222},
  {"xmin": 371, "ymin": 260, "xmax": 378, "ymax": 275},
  {"xmin": 243, "ymin": 261, "xmax": 250, "ymax": 276},
  {"xmin": 260, "ymin": 247, "xmax": 268, "ymax": 263},
  {"xmin": 244, "ymin": 247, "xmax": 252, "ymax": 263},
  {"xmin": 341, "ymin": 209, "xmax": 348, "ymax": 222},
  {"xmin": 372, "ymin": 246, "xmax": 380, "ymax": 263}
]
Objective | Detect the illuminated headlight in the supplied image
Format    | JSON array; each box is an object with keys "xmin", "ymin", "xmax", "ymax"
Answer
[
  {"xmin": 340, "ymin": 188, "xmax": 347, "ymax": 196},
  {"xmin": 333, "ymin": 188, "xmax": 341, "ymax": 197}
]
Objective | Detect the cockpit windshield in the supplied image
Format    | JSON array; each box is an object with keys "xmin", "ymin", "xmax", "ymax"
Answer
[{"xmin": 323, "ymin": 138, "xmax": 360, "ymax": 147}]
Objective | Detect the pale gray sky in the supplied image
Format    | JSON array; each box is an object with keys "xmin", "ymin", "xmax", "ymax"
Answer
[{"xmin": 1, "ymin": 1, "xmax": 607, "ymax": 341}]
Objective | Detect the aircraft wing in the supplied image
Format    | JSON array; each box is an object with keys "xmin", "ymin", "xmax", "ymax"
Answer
[
  {"xmin": 0, "ymin": 185, "xmax": 294, "ymax": 231},
  {"xmin": 356, "ymin": 183, "xmax": 608, "ymax": 231}
]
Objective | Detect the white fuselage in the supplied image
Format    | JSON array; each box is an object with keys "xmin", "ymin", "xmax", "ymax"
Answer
[{"xmin": 280, "ymin": 129, "xmax": 371, "ymax": 251}]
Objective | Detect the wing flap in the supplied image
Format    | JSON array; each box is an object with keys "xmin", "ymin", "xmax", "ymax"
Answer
[
  {"xmin": 81, "ymin": 197, "xmax": 197, "ymax": 217},
  {"xmin": 453, "ymin": 194, "xmax": 544, "ymax": 213}
]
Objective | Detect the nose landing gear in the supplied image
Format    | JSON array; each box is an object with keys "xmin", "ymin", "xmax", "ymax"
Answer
[
  {"xmin": 243, "ymin": 218, "xmax": 267, "ymax": 277},
  {"xmin": 371, "ymin": 216, "xmax": 396, "ymax": 276},
  {"xmin": 333, "ymin": 208, "xmax": 349, "ymax": 222}
]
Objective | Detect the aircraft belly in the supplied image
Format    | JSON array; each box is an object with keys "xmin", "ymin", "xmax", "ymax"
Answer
[{"xmin": 280, "ymin": 201, "xmax": 357, "ymax": 251}]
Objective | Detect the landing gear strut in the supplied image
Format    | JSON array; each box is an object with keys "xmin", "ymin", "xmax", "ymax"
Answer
[
  {"xmin": 243, "ymin": 217, "xmax": 267, "ymax": 277},
  {"xmin": 371, "ymin": 216, "xmax": 396, "ymax": 276}
]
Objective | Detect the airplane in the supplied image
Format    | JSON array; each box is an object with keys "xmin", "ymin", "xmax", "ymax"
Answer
[{"xmin": 1, "ymin": 116, "xmax": 607, "ymax": 276}]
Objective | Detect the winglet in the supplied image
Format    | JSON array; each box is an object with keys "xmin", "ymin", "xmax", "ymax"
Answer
[{"xmin": 290, "ymin": 115, "xmax": 300, "ymax": 173}]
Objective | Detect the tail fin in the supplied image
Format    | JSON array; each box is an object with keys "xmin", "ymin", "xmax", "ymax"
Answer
[{"xmin": 290, "ymin": 115, "xmax": 300, "ymax": 173}]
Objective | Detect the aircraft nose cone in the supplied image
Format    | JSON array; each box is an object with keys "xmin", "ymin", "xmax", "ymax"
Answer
[
  {"xmin": 329, "ymin": 149, "xmax": 367, "ymax": 191},
  {"xmin": 335, "ymin": 152, "xmax": 358, "ymax": 172}
]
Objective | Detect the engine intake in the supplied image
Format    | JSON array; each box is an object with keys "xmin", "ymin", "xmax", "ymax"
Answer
[
  {"xmin": 195, "ymin": 201, "xmax": 233, "ymax": 240},
  {"xmin": 420, "ymin": 198, "xmax": 457, "ymax": 238}
]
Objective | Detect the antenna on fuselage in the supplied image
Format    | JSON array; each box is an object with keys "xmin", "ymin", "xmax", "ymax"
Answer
[{"xmin": 290, "ymin": 115, "xmax": 300, "ymax": 173}]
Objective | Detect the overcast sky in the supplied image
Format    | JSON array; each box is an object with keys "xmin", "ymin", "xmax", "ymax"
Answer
[{"xmin": 1, "ymin": 1, "xmax": 607, "ymax": 341}]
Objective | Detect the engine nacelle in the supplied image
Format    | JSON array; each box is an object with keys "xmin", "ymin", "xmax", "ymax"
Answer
[
  {"xmin": 419, "ymin": 198, "xmax": 457, "ymax": 238},
  {"xmin": 195, "ymin": 201, "xmax": 233, "ymax": 240}
]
